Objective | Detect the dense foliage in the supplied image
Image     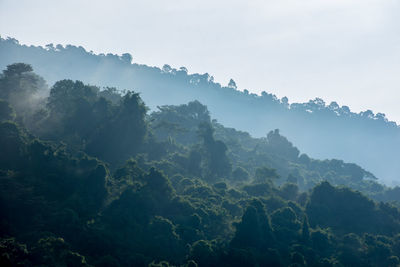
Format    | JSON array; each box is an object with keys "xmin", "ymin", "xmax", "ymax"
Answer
[
  {"xmin": 1, "ymin": 36, "xmax": 400, "ymax": 184},
  {"xmin": 1, "ymin": 64, "xmax": 400, "ymax": 266}
]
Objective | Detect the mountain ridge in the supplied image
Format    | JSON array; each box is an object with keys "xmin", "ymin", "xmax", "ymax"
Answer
[{"xmin": 1, "ymin": 36, "xmax": 399, "ymax": 184}]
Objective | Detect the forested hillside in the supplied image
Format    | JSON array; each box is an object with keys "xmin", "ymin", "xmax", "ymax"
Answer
[
  {"xmin": 0, "ymin": 36, "xmax": 399, "ymax": 184},
  {"xmin": 1, "ymin": 63, "xmax": 400, "ymax": 266}
]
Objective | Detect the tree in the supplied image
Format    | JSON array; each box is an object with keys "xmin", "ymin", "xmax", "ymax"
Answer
[
  {"xmin": 87, "ymin": 91, "xmax": 147, "ymax": 164},
  {"xmin": 305, "ymin": 181, "xmax": 397, "ymax": 235},
  {"xmin": 267, "ymin": 129, "xmax": 299, "ymax": 160},
  {"xmin": 271, "ymin": 207, "xmax": 301, "ymax": 244},
  {"xmin": 31, "ymin": 237, "xmax": 89, "ymax": 266},
  {"xmin": 47, "ymin": 80, "xmax": 98, "ymax": 114},
  {"xmin": 190, "ymin": 240, "xmax": 216, "ymax": 266},
  {"xmin": 0, "ymin": 63, "xmax": 46, "ymax": 123},
  {"xmin": 0, "ymin": 122, "xmax": 25, "ymax": 169},
  {"xmin": 121, "ymin": 53, "xmax": 133, "ymax": 64},
  {"xmin": 3, "ymin": 63, "xmax": 32, "ymax": 77},
  {"xmin": 232, "ymin": 167, "xmax": 249, "ymax": 183},
  {"xmin": 279, "ymin": 183, "xmax": 299, "ymax": 201},
  {"xmin": 0, "ymin": 99, "xmax": 15, "ymax": 121},
  {"xmin": 146, "ymin": 216, "xmax": 184, "ymax": 262},
  {"xmin": 162, "ymin": 64, "xmax": 172, "ymax": 73},
  {"xmin": 254, "ymin": 166, "xmax": 279, "ymax": 184},
  {"xmin": 45, "ymin": 80, "xmax": 99, "ymax": 144},
  {"xmin": 301, "ymin": 217, "xmax": 310, "ymax": 243},
  {"xmin": 281, "ymin": 96, "xmax": 289, "ymax": 107},
  {"xmin": 228, "ymin": 79, "xmax": 237, "ymax": 89},
  {"xmin": 231, "ymin": 199, "xmax": 273, "ymax": 250},
  {"xmin": 198, "ymin": 122, "xmax": 231, "ymax": 179}
]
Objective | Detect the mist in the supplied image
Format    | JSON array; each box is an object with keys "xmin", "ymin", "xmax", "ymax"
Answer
[
  {"xmin": 1, "ymin": 0, "xmax": 400, "ymax": 123},
  {"xmin": 1, "ymin": 37, "xmax": 399, "ymax": 185}
]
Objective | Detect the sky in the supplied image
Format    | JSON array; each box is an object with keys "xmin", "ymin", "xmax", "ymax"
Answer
[{"xmin": 1, "ymin": 0, "xmax": 400, "ymax": 123}]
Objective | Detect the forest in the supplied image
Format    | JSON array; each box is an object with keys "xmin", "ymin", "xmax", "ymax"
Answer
[
  {"xmin": 1, "ymin": 36, "xmax": 400, "ymax": 185},
  {"xmin": 1, "ymin": 63, "xmax": 400, "ymax": 266}
]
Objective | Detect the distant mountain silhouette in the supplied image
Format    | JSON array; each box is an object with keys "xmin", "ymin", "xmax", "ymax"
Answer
[{"xmin": 1, "ymin": 36, "xmax": 399, "ymax": 183}]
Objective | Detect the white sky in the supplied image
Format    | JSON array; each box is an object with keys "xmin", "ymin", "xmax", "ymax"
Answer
[{"xmin": 1, "ymin": 0, "xmax": 400, "ymax": 122}]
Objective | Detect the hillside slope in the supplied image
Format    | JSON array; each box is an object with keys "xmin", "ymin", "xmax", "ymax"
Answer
[{"xmin": 1, "ymin": 37, "xmax": 399, "ymax": 183}]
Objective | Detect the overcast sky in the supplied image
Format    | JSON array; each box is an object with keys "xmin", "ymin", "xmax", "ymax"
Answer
[{"xmin": 1, "ymin": 0, "xmax": 400, "ymax": 122}]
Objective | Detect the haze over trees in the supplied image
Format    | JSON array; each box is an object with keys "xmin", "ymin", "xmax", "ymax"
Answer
[
  {"xmin": 0, "ymin": 36, "xmax": 399, "ymax": 184},
  {"xmin": 1, "ymin": 62, "xmax": 400, "ymax": 266}
]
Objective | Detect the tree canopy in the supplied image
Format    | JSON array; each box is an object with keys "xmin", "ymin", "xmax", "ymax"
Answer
[{"xmin": 1, "ymin": 63, "xmax": 400, "ymax": 266}]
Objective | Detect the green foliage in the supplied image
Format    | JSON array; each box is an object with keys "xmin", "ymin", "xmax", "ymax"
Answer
[
  {"xmin": 190, "ymin": 240, "xmax": 216, "ymax": 266},
  {"xmin": 0, "ymin": 99, "xmax": 15, "ymax": 122},
  {"xmin": 87, "ymin": 91, "xmax": 147, "ymax": 164},
  {"xmin": 31, "ymin": 237, "xmax": 89, "ymax": 267},
  {"xmin": 301, "ymin": 217, "xmax": 310, "ymax": 243},
  {"xmin": 1, "ymin": 63, "xmax": 400, "ymax": 266},
  {"xmin": 280, "ymin": 183, "xmax": 299, "ymax": 201},
  {"xmin": 232, "ymin": 166, "xmax": 249, "ymax": 183},
  {"xmin": 0, "ymin": 238, "xmax": 30, "ymax": 266},
  {"xmin": 254, "ymin": 166, "xmax": 279, "ymax": 184},
  {"xmin": 150, "ymin": 101, "xmax": 211, "ymax": 145},
  {"xmin": 3, "ymin": 63, "xmax": 33, "ymax": 76},
  {"xmin": 267, "ymin": 129, "xmax": 300, "ymax": 161},
  {"xmin": 197, "ymin": 122, "xmax": 231, "ymax": 180},
  {"xmin": 3, "ymin": 37, "xmax": 400, "ymax": 190},
  {"xmin": 306, "ymin": 181, "xmax": 400, "ymax": 235},
  {"xmin": 0, "ymin": 63, "xmax": 47, "ymax": 128},
  {"xmin": 231, "ymin": 199, "xmax": 273, "ymax": 250}
]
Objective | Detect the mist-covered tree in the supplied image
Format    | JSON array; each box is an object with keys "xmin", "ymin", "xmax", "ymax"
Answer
[
  {"xmin": 232, "ymin": 166, "xmax": 250, "ymax": 183},
  {"xmin": 254, "ymin": 166, "xmax": 279, "ymax": 184},
  {"xmin": 0, "ymin": 63, "xmax": 47, "ymax": 126},
  {"xmin": 231, "ymin": 199, "xmax": 273, "ymax": 250},
  {"xmin": 267, "ymin": 129, "xmax": 300, "ymax": 161},
  {"xmin": 197, "ymin": 122, "xmax": 231, "ymax": 180},
  {"xmin": 87, "ymin": 91, "xmax": 147, "ymax": 164},
  {"xmin": 228, "ymin": 79, "xmax": 237, "ymax": 89},
  {"xmin": 0, "ymin": 99, "xmax": 15, "ymax": 121}
]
